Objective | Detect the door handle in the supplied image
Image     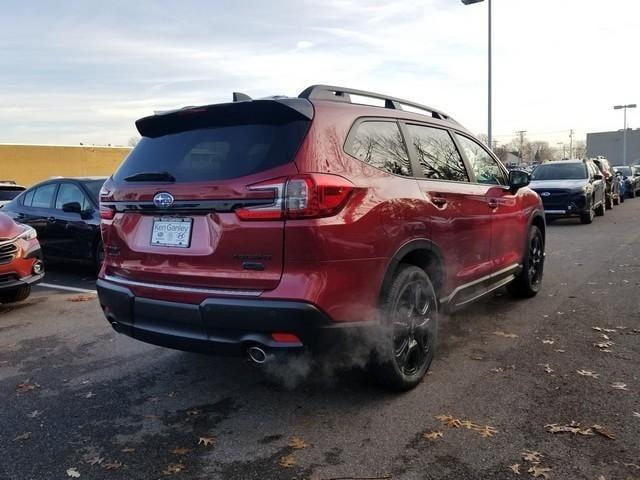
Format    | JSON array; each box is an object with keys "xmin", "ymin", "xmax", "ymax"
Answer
[
  {"xmin": 47, "ymin": 216, "xmax": 56, "ymax": 223},
  {"xmin": 487, "ymin": 198, "xmax": 498, "ymax": 209},
  {"xmin": 432, "ymin": 196, "xmax": 447, "ymax": 207}
]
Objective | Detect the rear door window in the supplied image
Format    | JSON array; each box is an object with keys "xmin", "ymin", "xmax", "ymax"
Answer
[
  {"xmin": 113, "ymin": 122, "xmax": 310, "ymax": 183},
  {"xmin": 0, "ymin": 187, "xmax": 24, "ymax": 201},
  {"xmin": 55, "ymin": 183, "xmax": 90, "ymax": 211},
  {"xmin": 345, "ymin": 121, "xmax": 412, "ymax": 176},
  {"xmin": 405, "ymin": 124, "xmax": 469, "ymax": 182},
  {"xmin": 30, "ymin": 183, "xmax": 57, "ymax": 209}
]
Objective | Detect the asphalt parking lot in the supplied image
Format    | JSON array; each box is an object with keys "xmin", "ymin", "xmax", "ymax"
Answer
[{"xmin": 2, "ymin": 204, "xmax": 640, "ymax": 480}]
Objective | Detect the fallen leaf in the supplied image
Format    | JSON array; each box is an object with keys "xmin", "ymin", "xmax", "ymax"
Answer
[
  {"xmin": 633, "ymin": 412, "xmax": 640, "ymax": 418},
  {"xmin": 68, "ymin": 294, "xmax": 96, "ymax": 302},
  {"xmin": 171, "ymin": 447, "xmax": 189, "ymax": 456},
  {"xmin": 422, "ymin": 431, "xmax": 443, "ymax": 441},
  {"xmin": 538, "ymin": 363, "xmax": 554, "ymax": 374},
  {"xmin": 66, "ymin": 468, "xmax": 81, "ymax": 478},
  {"xmin": 528, "ymin": 465, "xmax": 552, "ymax": 479},
  {"xmin": 592, "ymin": 424, "xmax": 616, "ymax": 440},
  {"xmin": 594, "ymin": 341, "xmax": 615, "ymax": 349},
  {"xmin": 545, "ymin": 422, "xmax": 594, "ymax": 436},
  {"xmin": 13, "ymin": 432, "xmax": 31, "ymax": 441},
  {"xmin": 490, "ymin": 367, "xmax": 504, "ymax": 373},
  {"xmin": 576, "ymin": 370, "xmax": 599, "ymax": 378},
  {"xmin": 102, "ymin": 461, "xmax": 122, "ymax": 470},
  {"xmin": 163, "ymin": 462, "xmax": 185, "ymax": 475},
  {"xmin": 494, "ymin": 331, "xmax": 518, "ymax": 338},
  {"xmin": 16, "ymin": 379, "xmax": 40, "ymax": 393},
  {"xmin": 121, "ymin": 447, "xmax": 135, "ymax": 453},
  {"xmin": 186, "ymin": 409, "xmax": 200, "ymax": 416},
  {"xmin": 476, "ymin": 425, "xmax": 498, "ymax": 438},
  {"xmin": 592, "ymin": 327, "xmax": 616, "ymax": 333},
  {"xmin": 541, "ymin": 339, "xmax": 555, "ymax": 345},
  {"xmin": 198, "ymin": 436, "xmax": 215, "ymax": 447},
  {"xmin": 27, "ymin": 410, "xmax": 43, "ymax": 418},
  {"xmin": 279, "ymin": 454, "xmax": 297, "ymax": 468},
  {"xmin": 554, "ymin": 349, "xmax": 566, "ymax": 353},
  {"xmin": 288, "ymin": 437, "xmax": 309, "ymax": 450},
  {"xmin": 84, "ymin": 392, "xmax": 95, "ymax": 398},
  {"xmin": 610, "ymin": 382, "xmax": 628, "ymax": 391},
  {"xmin": 522, "ymin": 451, "xmax": 542, "ymax": 463},
  {"xmin": 85, "ymin": 456, "xmax": 104, "ymax": 466},
  {"xmin": 167, "ymin": 391, "xmax": 177, "ymax": 398},
  {"xmin": 509, "ymin": 463, "xmax": 521, "ymax": 474}
]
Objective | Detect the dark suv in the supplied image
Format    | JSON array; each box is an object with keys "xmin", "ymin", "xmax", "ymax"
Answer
[
  {"xmin": 529, "ymin": 159, "xmax": 606, "ymax": 224},
  {"xmin": 97, "ymin": 85, "xmax": 545, "ymax": 390},
  {"xmin": 592, "ymin": 157, "xmax": 620, "ymax": 208}
]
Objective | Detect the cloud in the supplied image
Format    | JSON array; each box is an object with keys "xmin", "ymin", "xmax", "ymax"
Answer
[{"xmin": 0, "ymin": 0, "xmax": 638, "ymax": 145}]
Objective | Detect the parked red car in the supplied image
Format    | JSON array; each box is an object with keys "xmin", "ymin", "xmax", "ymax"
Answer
[
  {"xmin": 97, "ymin": 85, "xmax": 545, "ymax": 390},
  {"xmin": 0, "ymin": 212, "xmax": 44, "ymax": 303}
]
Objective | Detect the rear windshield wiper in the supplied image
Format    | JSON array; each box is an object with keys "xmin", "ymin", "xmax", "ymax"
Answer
[{"xmin": 123, "ymin": 171, "xmax": 176, "ymax": 182}]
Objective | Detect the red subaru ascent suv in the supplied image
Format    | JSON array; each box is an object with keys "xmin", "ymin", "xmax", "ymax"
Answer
[{"xmin": 97, "ymin": 85, "xmax": 545, "ymax": 390}]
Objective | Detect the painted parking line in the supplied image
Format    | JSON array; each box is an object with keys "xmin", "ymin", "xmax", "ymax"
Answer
[{"xmin": 36, "ymin": 283, "xmax": 97, "ymax": 294}]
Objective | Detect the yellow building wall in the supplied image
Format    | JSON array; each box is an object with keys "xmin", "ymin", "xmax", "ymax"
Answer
[{"xmin": 0, "ymin": 144, "xmax": 131, "ymax": 187}]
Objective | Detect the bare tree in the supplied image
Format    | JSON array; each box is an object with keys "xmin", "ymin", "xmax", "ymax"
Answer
[{"xmin": 127, "ymin": 136, "xmax": 140, "ymax": 147}]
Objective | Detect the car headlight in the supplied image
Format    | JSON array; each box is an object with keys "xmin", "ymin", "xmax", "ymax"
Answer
[{"xmin": 18, "ymin": 226, "xmax": 37, "ymax": 241}]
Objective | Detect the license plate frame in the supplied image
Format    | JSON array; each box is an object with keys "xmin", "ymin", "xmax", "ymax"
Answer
[{"xmin": 150, "ymin": 217, "xmax": 193, "ymax": 248}]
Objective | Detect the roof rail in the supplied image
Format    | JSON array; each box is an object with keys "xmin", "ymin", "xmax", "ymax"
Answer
[{"xmin": 298, "ymin": 84, "xmax": 455, "ymax": 122}]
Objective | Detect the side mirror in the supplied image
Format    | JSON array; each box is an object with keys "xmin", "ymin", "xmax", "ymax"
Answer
[
  {"xmin": 509, "ymin": 169, "xmax": 530, "ymax": 192},
  {"xmin": 62, "ymin": 201, "xmax": 82, "ymax": 214},
  {"xmin": 593, "ymin": 173, "xmax": 604, "ymax": 180}
]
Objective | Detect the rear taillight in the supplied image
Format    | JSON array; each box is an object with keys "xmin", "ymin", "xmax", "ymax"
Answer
[
  {"xmin": 235, "ymin": 174, "xmax": 355, "ymax": 221},
  {"xmin": 100, "ymin": 205, "xmax": 116, "ymax": 220},
  {"xmin": 285, "ymin": 174, "xmax": 354, "ymax": 219}
]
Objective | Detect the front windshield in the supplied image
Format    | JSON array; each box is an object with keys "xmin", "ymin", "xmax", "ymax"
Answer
[{"xmin": 531, "ymin": 163, "xmax": 587, "ymax": 180}]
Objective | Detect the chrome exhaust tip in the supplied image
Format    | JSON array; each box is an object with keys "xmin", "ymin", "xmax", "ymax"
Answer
[{"xmin": 247, "ymin": 346, "xmax": 268, "ymax": 364}]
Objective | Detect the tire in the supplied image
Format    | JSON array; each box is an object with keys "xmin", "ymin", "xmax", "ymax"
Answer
[
  {"xmin": 605, "ymin": 194, "xmax": 613, "ymax": 210},
  {"xmin": 94, "ymin": 239, "xmax": 105, "ymax": 271},
  {"xmin": 580, "ymin": 206, "xmax": 594, "ymax": 224},
  {"xmin": 372, "ymin": 265, "xmax": 438, "ymax": 391},
  {"xmin": 0, "ymin": 285, "xmax": 31, "ymax": 304},
  {"xmin": 508, "ymin": 225, "xmax": 544, "ymax": 298},
  {"xmin": 613, "ymin": 195, "xmax": 620, "ymax": 206},
  {"xmin": 595, "ymin": 200, "xmax": 605, "ymax": 217}
]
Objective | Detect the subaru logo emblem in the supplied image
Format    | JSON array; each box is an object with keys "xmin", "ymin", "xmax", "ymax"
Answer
[
  {"xmin": 541, "ymin": 192, "xmax": 551, "ymax": 197},
  {"xmin": 153, "ymin": 192, "xmax": 174, "ymax": 208}
]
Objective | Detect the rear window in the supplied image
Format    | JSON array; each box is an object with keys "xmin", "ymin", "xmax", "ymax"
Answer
[
  {"xmin": 531, "ymin": 163, "xmax": 587, "ymax": 180},
  {"xmin": 113, "ymin": 122, "xmax": 309, "ymax": 182},
  {"xmin": 0, "ymin": 187, "xmax": 24, "ymax": 201}
]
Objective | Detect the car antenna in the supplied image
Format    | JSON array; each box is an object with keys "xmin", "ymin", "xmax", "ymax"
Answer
[{"xmin": 233, "ymin": 92, "xmax": 252, "ymax": 102}]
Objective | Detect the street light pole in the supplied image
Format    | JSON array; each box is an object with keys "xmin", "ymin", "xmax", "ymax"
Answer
[
  {"xmin": 462, "ymin": 0, "xmax": 492, "ymax": 149},
  {"xmin": 613, "ymin": 104, "xmax": 636, "ymax": 165}
]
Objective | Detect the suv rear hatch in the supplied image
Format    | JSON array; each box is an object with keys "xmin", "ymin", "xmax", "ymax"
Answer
[{"xmin": 100, "ymin": 98, "xmax": 313, "ymax": 291}]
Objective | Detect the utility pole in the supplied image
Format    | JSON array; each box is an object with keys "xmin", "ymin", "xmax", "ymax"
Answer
[
  {"xmin": 614, "ymin": 104, "xmax": 637, "ymax": 165},
  {"xmin": 569, "ymin": 129, "xmax": 574, "ymax": 159},
  {"xmin": 516, "ymin": 130, "xmax": 527, "ymax": 163}
]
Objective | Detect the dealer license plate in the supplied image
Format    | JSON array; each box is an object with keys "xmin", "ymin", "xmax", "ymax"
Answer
[{"xmin": 150, "ymin": 217, "xmax": 193, "ymax": 248}]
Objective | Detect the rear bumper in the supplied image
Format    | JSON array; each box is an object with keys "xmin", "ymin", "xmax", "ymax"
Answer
[{"xmin": 96, "ymin": 278, "xmax": 374, "ymax": 356}]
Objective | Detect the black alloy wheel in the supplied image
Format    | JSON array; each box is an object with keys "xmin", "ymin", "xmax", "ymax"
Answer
[
  {"xmin": 374, "ymin": 265, "xmax": 438, "ymax": 391},
  {"xmin": 508, "ymin": 225, "xmax": 544, "ymax": 298}
]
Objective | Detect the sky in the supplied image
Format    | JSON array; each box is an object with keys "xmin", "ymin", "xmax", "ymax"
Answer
[{"xmin": 1, "ymin": 0, "xmax": 638, "ymax": 148}]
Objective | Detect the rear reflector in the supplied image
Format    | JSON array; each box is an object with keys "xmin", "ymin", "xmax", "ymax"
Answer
[
  {"xmin": 100, "ymin": 205, "xmax": 116, "ymax": 220},
  {"xmin": 271, "ymin": 333, "xmax": 302, "ymax": 344}
]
